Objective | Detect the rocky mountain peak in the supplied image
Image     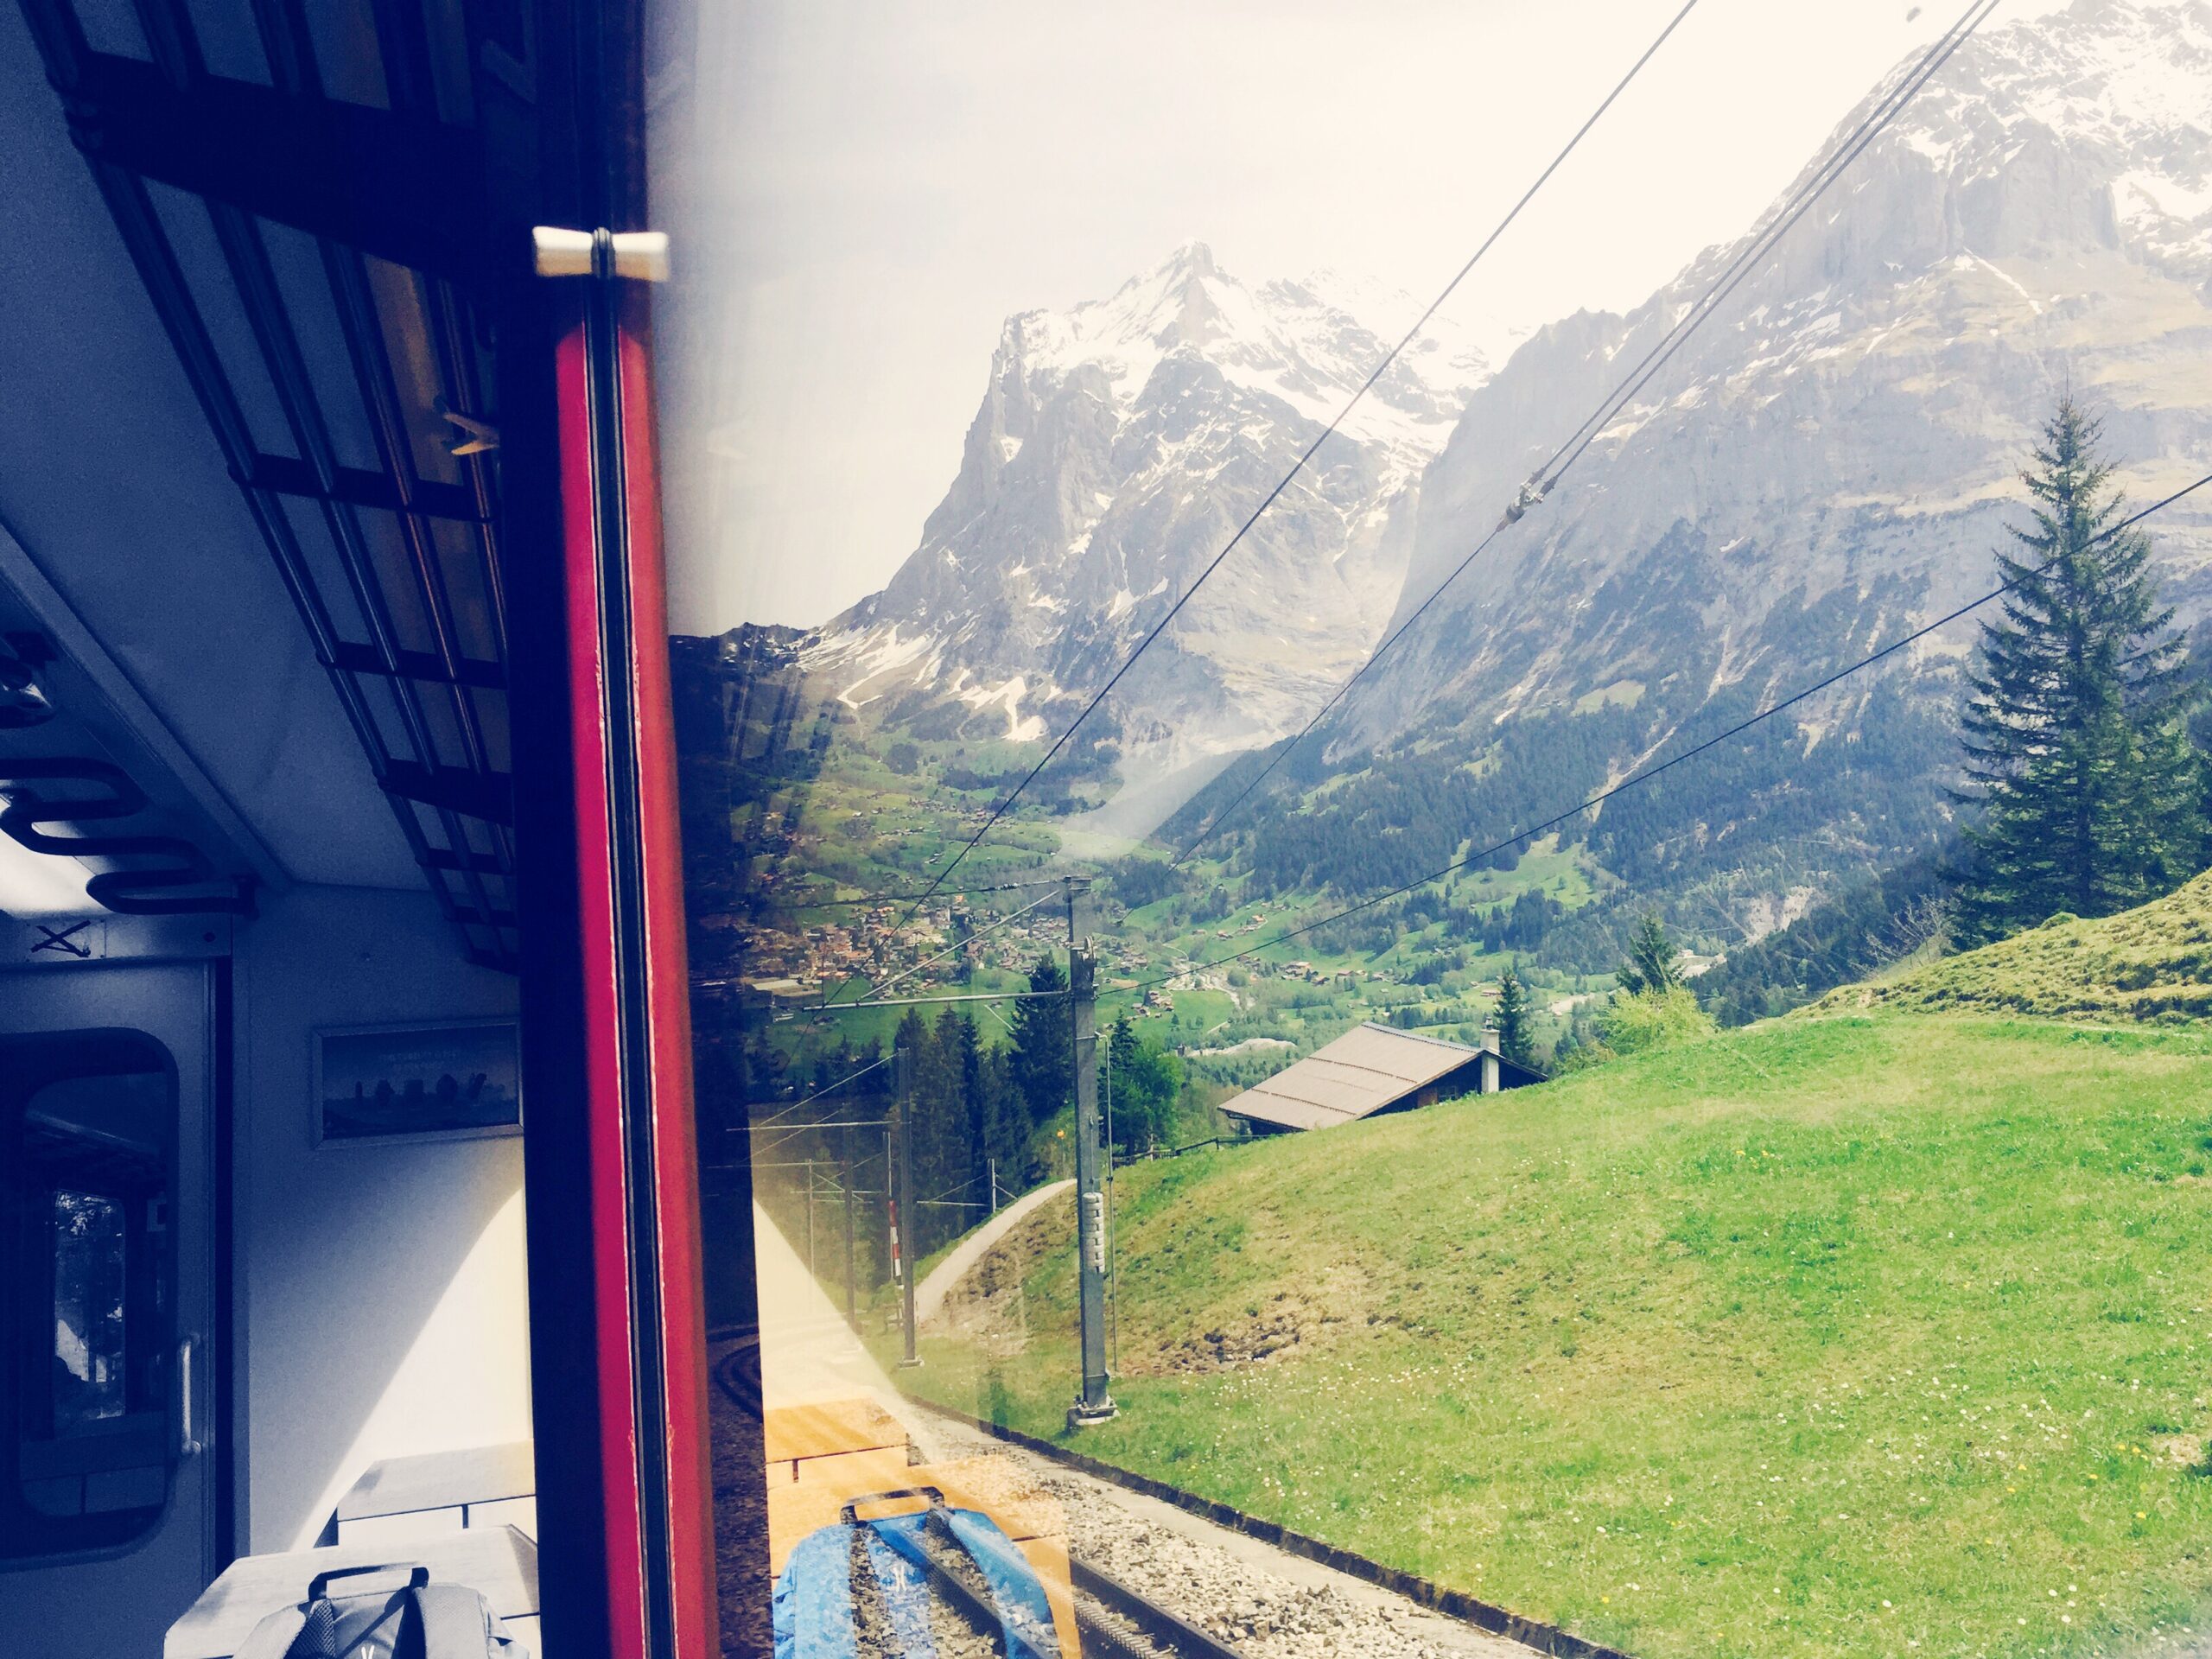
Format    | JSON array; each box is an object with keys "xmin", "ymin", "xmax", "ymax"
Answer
[
  {"xmin": 811, "ymin": 245, "xmax": 1503, "ymax": 796},
  {"xmin": 1304, "ymin": 0, "xmax": 2212, "ymax": 944}
]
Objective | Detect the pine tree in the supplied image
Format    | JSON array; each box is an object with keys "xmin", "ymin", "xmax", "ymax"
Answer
[
  {"xmin": 1104, "ymin": 1018, "xmax": 1182, "ymax": 1154},
  {"xmin": 1493, "ymin": 968, "xmax": 1535, "ymax": 1068},
  {"xmin": 1956, "ymin": 397, "xmax": 2203, "ymax": 941},
  {"xmin": 1007, "ymin": 952, "xmax": 1072, "ymax": 1125},
  {"xmin": 1105, "ymin": 1018, "xmax": 1143, "ymax": 1156},
  {"xmin": 911, "ymin": 1007, "xmax": 978, "ymax": 1252},
  {"xmin": 941, "ymin": 1007, "xmax": 988, "ymax": 1172},
  {"xmin": 1616, "ymin": 914, "xmax": 1680, "ymax": 995}
]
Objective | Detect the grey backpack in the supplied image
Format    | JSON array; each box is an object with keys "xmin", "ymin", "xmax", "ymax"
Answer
[{"xmin": 234, "ymin": 1564, "xmax": 518, "ymax": 1659}]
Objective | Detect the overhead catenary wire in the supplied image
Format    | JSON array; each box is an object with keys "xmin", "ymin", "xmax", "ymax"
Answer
[
  {"xmin": 752, "ymin": 1118, "xmax": 890, "ymax": 1160},
  {"xmin": 918, "ymin": 1169, "xmax": 990, "ymax": 1209},
  {"xmin": 802, "ymin": 987, "xmax": 1071, "ymax": 1014},
  {"xmin": 743, "ymin": 1052, "xmax": 893, "ymax": 1132},
  {"xmin": 746, "ymin": 1120, "xmax": 888, "ymax": 1133},
  {"xmin": 1171, "ymin": 0, "xmax": 2002, "ymax": 868},
  {"xmin": 1138, "ymin": 467, "xmax": 2212, "ymax": 993},
  {"xmin": 883, "ymin": 0, "xmax": 1706, "ymax": 920}
]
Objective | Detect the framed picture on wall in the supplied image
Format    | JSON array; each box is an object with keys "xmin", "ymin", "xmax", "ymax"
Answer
[{"xmin": 313, "ymin": 1020, "xmax": 523, "ymax": 1147}]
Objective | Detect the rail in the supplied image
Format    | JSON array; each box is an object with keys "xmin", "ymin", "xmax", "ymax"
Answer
[
  {"xmin": 1069, "ymin": 1555, "xmax": 1246, "ymax": 1658},
  {"xmin": 710, "ymin": 1332, "xmax": 1246, "ymax": 1655},
  {"xmin": 906, "ymin": 1394, "xmax": 1638, "ymax": 1659}
]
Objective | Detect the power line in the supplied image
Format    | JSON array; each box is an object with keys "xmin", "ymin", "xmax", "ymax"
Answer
[
  {"xmin": 1136, "ymin": 467, "xmax": 2212, "ymax": 992},
  {"xmin": 1523, "ymin": 0, "xmax": 2000, "ymax": 496},
  {"xmin": 1171, "ymin": 0, "xmax": 2000, "ymax": 867},
  {"xmin": 888, "ymin": 0, "xmax": 1706, "ymax": 918},
  {"xmin": 745, "ymin": 1052, "xmax": 892, "ymax": 1132}
]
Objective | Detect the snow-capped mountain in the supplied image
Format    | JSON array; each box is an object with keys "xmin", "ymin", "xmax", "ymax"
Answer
[
  {"xmin": 805, "ymin": 0, "xmax": 2212, "ymax": 936},
  {"xmin": 1230, "ymin": 0, "xmax": 2212, "ymax": 946},
  {"xmin": 1349, "ymin": 0, "xmax": 2212, "ymax": 769},
  {"xmin": 809, "ymin": 243, "xmax": 1510, "ymax": 798}
]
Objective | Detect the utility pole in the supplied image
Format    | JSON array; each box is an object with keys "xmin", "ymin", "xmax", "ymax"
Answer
[
  {"xmin": 842, "ymin": 1125, "xmax": 857, "ymax": 1325},
  {"xmin": 804, "ymin": 1158, "xmax": 817, "ymax": 1282},
  {"xmin": 988, "ymin": 1155, "xmax": 999, "ymax": 1217},
  {"xmin": 1066, "ymin": 876, "xmax": 1116, "ymax": 1427},
  {"xmin": 1104, "ymin": 1036, "xmax": 1119, "ymax": 1376},
  {"xmin": 894, "ymin": 1043, "xmax": 920, "ymax": 1369}
]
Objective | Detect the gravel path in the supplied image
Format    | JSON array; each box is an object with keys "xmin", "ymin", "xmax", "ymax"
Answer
[
  {"xmin": 908, "ymin": 1406, "xmax": 1546, "ymax": 1659},
  {"xmin": 914, "ymin": 1179, "xmax": 1074, "ymax": 1327}
]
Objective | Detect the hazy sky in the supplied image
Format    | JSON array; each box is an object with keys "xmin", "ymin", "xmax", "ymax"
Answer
[{"xmin": 655, "ymin": 0, "xmax": 2073, "ymax": 634}]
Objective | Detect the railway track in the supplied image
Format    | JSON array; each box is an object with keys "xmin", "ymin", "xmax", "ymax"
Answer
[
  {"xmin": 714, "ymin": 1331, "xmax": 1242, "ymax": 1656},
  {"xmin": 1067, "ymin": 1555, "xmax": 1247, "ymax": 1658},
  {"xmin": 881, "ymin": 1502, "xmax": 1246, "ymax": 1658}
]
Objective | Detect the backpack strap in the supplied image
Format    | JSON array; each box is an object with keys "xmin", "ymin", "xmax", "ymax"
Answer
[{"xmin": 412, "ymin": 1583, "xmax": 500, "ymax": 1656}]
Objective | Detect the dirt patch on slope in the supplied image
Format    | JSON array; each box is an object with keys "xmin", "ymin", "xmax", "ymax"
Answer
[
  {"xmin": 1147, "ymin": 1287, "xmax": 1330, "ymax": 1371},
  {"xmin": 1141, "ymin": 1262, "xmax": 1377, "ymax": 1376}
]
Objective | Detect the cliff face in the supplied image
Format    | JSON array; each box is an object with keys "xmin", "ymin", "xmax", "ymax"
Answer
[
  {"xmin": 807, "ymin": 244, "xmax": 1503, "ymax": 794},
  {"xmin": 1354, "ymin": 0, "xmax": 2212, "ymax": 760}
]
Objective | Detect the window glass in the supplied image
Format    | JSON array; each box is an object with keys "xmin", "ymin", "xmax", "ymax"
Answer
[
  {"xmin": 653, "ymin": 5, "xmax": 2212, "ymax": 1656},
  {"xmin": 50, "ymin": 1191, "xmax": 127, "ymax": 1435}
]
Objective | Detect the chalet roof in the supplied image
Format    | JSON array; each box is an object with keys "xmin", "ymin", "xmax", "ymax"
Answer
[{"xmin": 1219, "ymin": 1021, "xmax": 1539, "ymax": 1133}]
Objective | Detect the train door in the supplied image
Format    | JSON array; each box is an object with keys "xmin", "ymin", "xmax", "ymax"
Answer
[{"xmin": 0, "ymin": 956, "xmax": 219, "ymax": 1657}]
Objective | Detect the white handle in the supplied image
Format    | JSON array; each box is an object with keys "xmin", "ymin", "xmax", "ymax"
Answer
[
  {"xmin": 177, "ymin": 1334, "xmax": 202, "ymax": 1458},
  {"xmin": 531, "ymin": 226, "xmax": 671, "ymax": 283}
]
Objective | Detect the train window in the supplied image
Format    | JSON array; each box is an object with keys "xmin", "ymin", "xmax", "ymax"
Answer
[
  {"xmin": 3, "ymin": 1046, "xmax": 176, "ymax": 1559},
  {"xmin": 658, "ymin": 5, "xmax": 2212, "ymax": 1653}
]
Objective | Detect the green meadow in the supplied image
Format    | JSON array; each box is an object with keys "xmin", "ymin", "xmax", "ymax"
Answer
[{"xmin": 898, "ymin": 1010, "xmax": 2212, "ymax": 1659}]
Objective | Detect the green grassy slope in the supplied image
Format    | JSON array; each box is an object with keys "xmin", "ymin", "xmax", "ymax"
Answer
[
  {"xmin": 1808, "ymin": 872, "xmax": 2212, "ymax": 1024},
  {"xmin": 897, "ymin": 1012, "xmax": 2212, "ymax": 1659}
]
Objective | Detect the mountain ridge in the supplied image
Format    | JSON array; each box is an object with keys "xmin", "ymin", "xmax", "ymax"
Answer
[
  {"xmin": 791, "ymin": 0, "xmax": 2212, "ymax": 967},
  {"xmin": 1220, "ymin": 0, "xmax": 2212, "ymax": 958}
]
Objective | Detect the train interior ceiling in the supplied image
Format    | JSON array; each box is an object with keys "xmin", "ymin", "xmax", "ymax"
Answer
[{"xmin": 0, "ymin": 2, "xmax": 582, "ymax": 1653}]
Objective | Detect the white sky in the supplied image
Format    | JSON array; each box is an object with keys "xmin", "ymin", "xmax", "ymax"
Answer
[{"xmin": 654, "ymin": 0, "xmax": 2073, "ymax": 634}]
